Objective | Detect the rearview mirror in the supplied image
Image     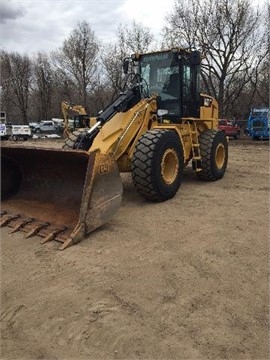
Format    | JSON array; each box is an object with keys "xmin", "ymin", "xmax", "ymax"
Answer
[
  {"xmin": 123, "ymin": 59, "xmax": 129, "ymax": 74},
  {"xmin": 190, "ymin": 51, "xmax": 201, "ymax": 66}
]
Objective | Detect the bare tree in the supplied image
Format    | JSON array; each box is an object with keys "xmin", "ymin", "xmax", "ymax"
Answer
[
  {"xmin": 0, "ymin": 51, "xmax": 32, "ymax": 124},
  {"xmin": 101, "ymin": 43, "xmax": 125, "ymax": 100},
  {"xmin": 163, "ymin": 0, "xmax": 266, "ymax": 117},
  {"xmin": 101, "ymin": 20, "xmax": 155, "ymax": 99},
  {"xmin": 51, "ymin": 21, "xmax": 99, "ymax": 110},
  {"xmin": 33, "ymin": 53, "xmax": 54, "ymax": 120},
  {"xmin": 117, "ymin": 20, "xmax": 155, "ymax": 54}
]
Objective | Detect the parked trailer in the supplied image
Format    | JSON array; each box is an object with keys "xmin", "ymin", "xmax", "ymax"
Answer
[{"xmin": 6, "ymin": 124, "xmax": 32, "ymax": 141}]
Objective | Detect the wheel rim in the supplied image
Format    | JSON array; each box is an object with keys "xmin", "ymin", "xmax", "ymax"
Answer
[
  {"xmin": 215, "ymin": 143, "xmax": 225, "ymax": 169},
  {"xmin": 161, "ymin": 148, "xmax": 179, "ymax": 184}
]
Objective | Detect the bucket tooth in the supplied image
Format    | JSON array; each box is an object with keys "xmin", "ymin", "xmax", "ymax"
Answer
[
  {"xmin": 58, "ymin": 238, "xmax": 74, "ymax": 251},
  {"xmin": 1, "ymin": 214, "xmax": 20, "ymax": 227},
  {"xmin": 24, "ymin": 222, "xmax": 50, "ymax": 239},
  {"xmin": 9, "ymin": 218, "xmax": 34, "ymax": 234},
  {"xmin": 58, "ymin": 222, "xmax": 85, "ymax": 250},
  {"xmin": 40, "ymin": 227, "xmax": 67, "ymax": 244}
]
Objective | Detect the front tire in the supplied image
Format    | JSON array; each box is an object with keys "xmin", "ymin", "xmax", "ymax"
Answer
[
  {"xmin": 197, "ymin": 129, "xmax": 228, "ymax": 181},
  {"xmin": 131, "ymin": 129, "xmax": 184, "ymax": 201},
  {"xmin": 62, "ymin": 128, "xmax": 99, "ymax": 150},
  {"xmin": 62, "ymin": 129, "xmax": 88, "ymax": 149}
]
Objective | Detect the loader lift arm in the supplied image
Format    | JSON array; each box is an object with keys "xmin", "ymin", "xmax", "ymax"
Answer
[
  {"xmin": 70, "ymin": 79, "xmax": 145, "ymax": 150},
  {"xmin": 98, "ymin": 82, "xmax": 143, "ymax": 124}
]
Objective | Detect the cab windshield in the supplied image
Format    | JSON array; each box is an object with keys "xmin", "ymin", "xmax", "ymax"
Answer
[
  {"xmin": 138, "ymin": 50, "xmax": 199, "ymax": 119},
  {"xmin": 140, "ymin": 51, "xmax": 179, "ymax": 103},
  {"xmin": 252, "ymin": 109, "xmax": 268, "ymax": 117}
]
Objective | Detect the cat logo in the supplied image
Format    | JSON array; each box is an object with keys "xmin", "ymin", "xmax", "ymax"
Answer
[{"xmin": 100, "ymin": 163, "xmax": 109, "ymax": 173}]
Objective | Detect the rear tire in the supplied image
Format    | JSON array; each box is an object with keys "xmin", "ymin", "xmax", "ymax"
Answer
[
  {"xmin": 131, "ymin": 129, "xmax": 184, "ymax": 201},
  {"xmin": 197, "ymin": 129, "xmax": 228, "ymax": 181}
]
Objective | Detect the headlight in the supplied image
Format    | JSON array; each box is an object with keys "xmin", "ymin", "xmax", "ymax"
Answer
[{"xmin": 204, "ymin": 97, "xmax": 212, "ymax": 107}]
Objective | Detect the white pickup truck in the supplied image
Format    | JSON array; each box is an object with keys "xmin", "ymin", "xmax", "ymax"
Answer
[{"xmin": 5, "ymin": 124, "xmax": 32, "ymax": 141}]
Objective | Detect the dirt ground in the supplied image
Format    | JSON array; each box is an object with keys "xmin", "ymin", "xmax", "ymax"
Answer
[{"xmin": 1, "ymin": 136, "xmax": 269, "ymax": 360}]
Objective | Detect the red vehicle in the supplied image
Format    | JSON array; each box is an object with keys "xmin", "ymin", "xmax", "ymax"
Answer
[{"xmin": 218, "ymin": 119, "xmax": 241, "ymax": 139}]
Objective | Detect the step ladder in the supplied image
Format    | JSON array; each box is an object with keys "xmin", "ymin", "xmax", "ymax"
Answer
[{"xmin": 187, "ymin": 122, "xmax": 202, "ymax": 171}]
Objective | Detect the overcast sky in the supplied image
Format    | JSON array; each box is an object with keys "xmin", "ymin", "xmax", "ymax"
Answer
[{"xmin": 0, "ymin": 0, "xmax": 175, "ymax": 55}]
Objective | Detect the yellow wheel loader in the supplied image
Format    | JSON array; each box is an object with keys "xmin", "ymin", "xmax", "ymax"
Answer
[
  {"xmin": 1, "ymin": 48, "xmax": 228, "ymax": 249},
  {"xmin": 61, "ymin": 101, "xmax": 90, "ymax": 139}
]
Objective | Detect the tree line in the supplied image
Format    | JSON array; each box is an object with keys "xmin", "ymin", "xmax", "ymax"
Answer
[{"xmin": 1, "ymin": 0, "xmax": 269, "ymax": 125}]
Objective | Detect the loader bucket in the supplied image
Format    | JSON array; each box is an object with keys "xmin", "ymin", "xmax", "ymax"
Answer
[{"xmin": 1, "ymin": 145, "xmax": 123, "ymax": 249}]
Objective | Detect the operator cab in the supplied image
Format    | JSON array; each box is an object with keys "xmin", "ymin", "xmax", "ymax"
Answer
[
  {"xmin": 73, "ymin": 115, "xmax": 90, "ymax": 129},
  {"xmin": 137, "ymin": 49, "xmax": 201, "ymax": 122}
]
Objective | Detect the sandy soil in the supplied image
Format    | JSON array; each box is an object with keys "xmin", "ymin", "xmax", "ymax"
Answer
[{"xmin": 1, "ymin": 137, "xmax": 269, "ymax": 360}]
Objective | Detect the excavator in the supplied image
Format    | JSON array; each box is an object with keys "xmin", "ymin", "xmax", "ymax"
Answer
[
  {"xmin": 61, "ymin": 101, "xmax": 90, "ymax": 138},
  {"xmin": 1, "ymin": 48, "xmax": 228, "ymax": 250}
]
